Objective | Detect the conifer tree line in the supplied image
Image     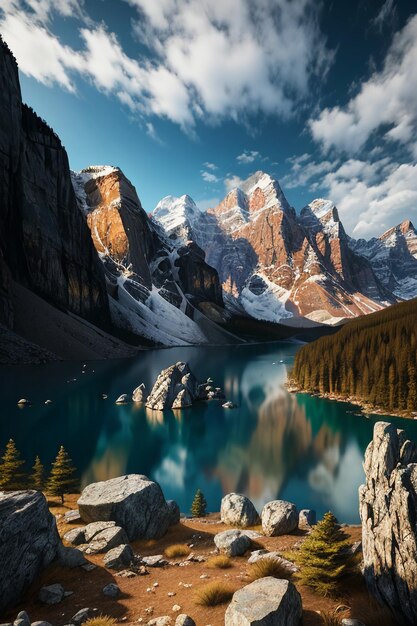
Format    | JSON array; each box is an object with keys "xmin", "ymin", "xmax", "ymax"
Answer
[
  {"xmin": 292, "ymin": 298, "xmax": 417, "ymax": 415},
  {"xmin": 0, "ymin": 439, "xmax": 78, "ymax": 503}
]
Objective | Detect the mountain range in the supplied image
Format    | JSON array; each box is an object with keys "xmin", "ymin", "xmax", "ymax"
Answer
[{"xmin": 0, "ymin": 38, "xmax": 416, "ymax": 361}]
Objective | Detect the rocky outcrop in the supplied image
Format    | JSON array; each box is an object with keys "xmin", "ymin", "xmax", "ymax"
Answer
[
  {"xmin": 220, "ymin": 493, "xmax": 260, "ymax": 527},
  {"xmin": 359, "ymin": 421, "xmax": 417, "ymax": 625},
  {"xmin": 0, "ymin": 490, "xmax": 60, "ymax": 613},
  {"xmin": 72, "ymin": 167, "xmax": 231, "ymax": 348},
  {"xmin": 261, "ymin": 500, "xmax": 298, "ymax": 536},
  {"xmin": 351, "ymin": 219, "xmax": 417, "ymax": 300},
  {"xmin": 146, "ymin": 362, "xmax": 197, "ymax": 410},
  {"xmin": 77, "ymin": 474, "xmax": 174, "ymax": 541},
  {"xmin": 224, "ymin": 577, "xmax": 302, "ymax": 625},
  {"xmin": 0, "ymin": 41, "xmax": 110, "ymax": 339}
]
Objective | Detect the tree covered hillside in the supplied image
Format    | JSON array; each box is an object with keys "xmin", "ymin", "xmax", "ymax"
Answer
[{"xmin": 291, "ymin": 299, "xmax": 417, "ymax": 416}]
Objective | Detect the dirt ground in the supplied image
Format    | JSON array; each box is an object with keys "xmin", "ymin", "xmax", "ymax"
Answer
[{"xmin": 3, "ymin": 495, "xmax": 395, "ymax": 626}]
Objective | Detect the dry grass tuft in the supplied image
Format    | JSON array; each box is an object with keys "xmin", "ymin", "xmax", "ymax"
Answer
[
  {"xmin": 164, "ymin": 543, "xmax": 191, "ymax": 558},
  {"xmin": 84, "ymin": 617, "xmax": 117, "ymax": 626},
  {"xmin": 206, "ymin": 555, "xmax": 233, "ymax": 569},
  {"xmin": 194, "ymin": 581, "xmax": 234, "ymax": 606},
  {"xmin": 247, "ymin": 557, "xmax": 293, "ymax": 581}
]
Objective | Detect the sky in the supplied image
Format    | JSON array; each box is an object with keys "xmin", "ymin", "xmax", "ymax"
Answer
[{"xmin": 1, "ymin": 0, "xmax": 417, "ymax": 238}]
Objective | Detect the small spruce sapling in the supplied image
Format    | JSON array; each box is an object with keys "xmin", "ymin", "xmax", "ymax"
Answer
[
  {"xmin": 292, "ymin": 511, "xmax": 357, "ymax": 596},
  {"xmin": 31, "ymin": 455, "xmax": 45, "ymax": 491},
  {"xmin": 0, "ymin": 439, "xmax": 27, "ymax": 490},
  {"xmin": 46, "ymin": 445, "xmax": 78, "ymax": 504},
  {"xmin": 191, "ymin": 488, "xmax": 207, "ymax": 518}
]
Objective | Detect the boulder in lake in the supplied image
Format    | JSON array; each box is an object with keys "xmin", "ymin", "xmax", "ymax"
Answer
[
  {"xmin": 220, "ymin": 493, "xmax": 260, "ymax": 528},
  {"xmin": 146, "ymin": 362, "xmax": 197, "ymax": 410},
  {"xmin": 115, "ymin": 394, "xmax": 130, "ymax": 404},
  {"xmin": 224, "ymin": 577, "xmax": 302, "ymax": 625},
  {"xmin": 78, "ymin": 474, "xmax": 172, "ymax": 541},
  {"xmin": 214, "ymin": 529, "xmax": 251, "ymax": 556},
  {"xmin": 261, "ymin": 500, "xmax": 298, "ymax": 536},
  {"xmin": 0, "ymin": 491, "xmax": 61, "ymax": 613},
  {"xmin": 360, "ymin": 421, "xmax": 417, "ymax": 625},
  {"xmin": 132, "ymin": 383, "xmax": 146, "ymax": 402}
]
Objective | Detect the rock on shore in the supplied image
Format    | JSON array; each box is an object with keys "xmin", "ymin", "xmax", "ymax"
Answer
[
  {"xmin": 0, "ymin": 491, "xmax": 60, "ymax": 613},
  {"xmin": 360, "ymin": 421, "xmax": 417, "ymax": 625},
  {"xmin": 78, "ymin": 474, "xmax": 176, "ymax": 541}
]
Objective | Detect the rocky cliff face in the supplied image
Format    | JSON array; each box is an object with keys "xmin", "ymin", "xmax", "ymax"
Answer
[
  {"xmin": 359, "ymin": 421, "xmax": 417, "ymax": 625},
  {"xmin": 153, "ymin": 172, "xmax": 395, "ymax": 324},
  {"xmin": 71, "ymin": 166, "xmax": 230, "ymax": 347},
  {"xmin": 0, "ymin": 39, "xmax": 131, "ymax": 360},
  {"xmin": 0, "ymin": 40, "xmax": 110, "ymax": 330},
  {"xmin": 351, "ymin": 219, "xmax": 417, "ymax": 299}
]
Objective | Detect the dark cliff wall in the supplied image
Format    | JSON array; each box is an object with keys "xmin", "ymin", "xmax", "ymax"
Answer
[{"xmin": 0, "ymin": 39, "xmax": 110, "ymax": 331}]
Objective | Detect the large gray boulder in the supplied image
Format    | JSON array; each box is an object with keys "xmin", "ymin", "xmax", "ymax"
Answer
[
  {"xmin": 78, "ymin": 474, "xmax": 172, "ymax": 541},
  {"xmin": 220, "ymin": 493, "xmax": 259, "ymax": 528},
  {"xmin": 261, "ymin": 500, "xmax": 298, "ymax": 536},
  {"xmin": 214, "ymin": 529, "xmax": 251, "ymax": 556},
  {"xmin": 0, "ymin": 491, "xmax": 61, "ymax": 613},
  {"xmin": 225, "ymin": 577, "xmax": 302, "ymax": 625},
  {"xmin": 146, "ymin": 362, "xmax": 197, "ymax": 410},
  {"xmin": 360, "ymin": 421, "xmax": 417, "ymax": 625}
]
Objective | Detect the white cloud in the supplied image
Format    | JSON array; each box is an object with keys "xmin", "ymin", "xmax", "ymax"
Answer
[
  {"xmin": 283, "ymin": 154, "xmax": 337, "ymax": 189},
  {"xmin": 195, "ymin": 196, "xmax": 220, "ymax": 211},
  {"xmin": 237, "ymin": 150, "xmax": 261, "ymax": 164},
  {"xmin": 201, "ymin": 170, "xmax": 219, "ymax": 183},
  {"xmin": 372, "ymin": 0, "xmax": 397, "ymax": 32},
  {"xmin": 204, "ymin": 162, "xmax": 217, "ymax": 171},
  {"xmin": 309, "ymin": 14, "xmax": 417, "ymax": 154},
  {"xmin": 0, "ymin": 0, "xmax": 334, "ymax": 130},
  {"xmin": 224, "ymin": 174, "xmax": 245, "ymax": 192}
]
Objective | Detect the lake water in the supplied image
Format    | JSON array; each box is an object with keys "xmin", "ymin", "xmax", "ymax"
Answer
[{"xmin": 2, "ymin": 341, "xmax": 416, "ymax": 524}]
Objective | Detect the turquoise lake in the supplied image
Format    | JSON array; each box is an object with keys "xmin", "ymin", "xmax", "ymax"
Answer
[{"xmin": 2, "ymin": 341, "xmax": 416, "ymax": 524}]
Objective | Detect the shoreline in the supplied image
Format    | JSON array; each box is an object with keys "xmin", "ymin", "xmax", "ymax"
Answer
[{"xmin": 286, "ymin": 382, "xmax": 416, "ymax": 420}]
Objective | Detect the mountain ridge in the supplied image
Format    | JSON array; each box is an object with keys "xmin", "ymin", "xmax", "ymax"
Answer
[{"xmin": 152, "ymin": 171, "xmax": 409, "ymax": 325}]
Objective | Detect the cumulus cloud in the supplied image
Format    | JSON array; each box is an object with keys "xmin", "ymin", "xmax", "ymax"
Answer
[
  {"xmin": 309, "ymin": 14, "xmax": 417, "ymax": 154},
  {"xmin": 204, "ymin": 162, "xmax": 218, "ymax": 171},
  {"xmin": 284, "ymin": 151, "xmax": 417, "ymax": 237},
  {"xmin": 224, "ymin": 174, "xmax": 246, "ymax": 192},
  {"xmin": 237, "ymin": 150, "xmax": 262, "ymax": 164},
  {"xmin": 0, "ymin": 0, "xmax": 334, "ymax": 130},
  {"xmin": 201, "ymin": 170, "xmax": 220, "ymax": 183}
]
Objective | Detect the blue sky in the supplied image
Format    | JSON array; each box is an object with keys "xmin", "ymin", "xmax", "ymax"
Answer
[{"xmin": 1, "ymin": 0, "xmax": 417, "ymax": 237}]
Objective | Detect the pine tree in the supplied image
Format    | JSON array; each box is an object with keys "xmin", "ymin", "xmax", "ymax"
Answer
[
  {"xmin": 31, "ymin": 455, "xmax": 45, "ymax": 491},
  {"xmin": 46, "ymin": 446, "xmax": 78, "ymax": 504},
  {"xmin": 191, "ymin": 488, "xmax": 207, "ymax": 518},
  {"xmin": 292, "ymin": 511, "xmax": 357, "ymax": 596},
  {"xmin": 0, "ymin": 439, "xmax": 27, "ymax": 490}
]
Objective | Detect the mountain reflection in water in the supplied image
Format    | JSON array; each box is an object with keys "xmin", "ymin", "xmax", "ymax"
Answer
[{"xmin": 1, "ymin": 341, "xmax": 415, "ymax": 523}]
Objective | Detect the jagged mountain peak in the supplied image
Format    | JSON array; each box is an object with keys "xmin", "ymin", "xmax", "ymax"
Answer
[
  {"xmin": 152, "ymin": 193, "xmax": 199, "ymax": 238},
  {"xmin": 304, "ymin": 198, "xmax": 337, "ymax": 219},
  {"xmin": 78, "ymin": 165, "xmax": 119, "ymax": 179},
  {"xmin": 380, "ymin": 218, "xmax": 417, "ymax": 243}
]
